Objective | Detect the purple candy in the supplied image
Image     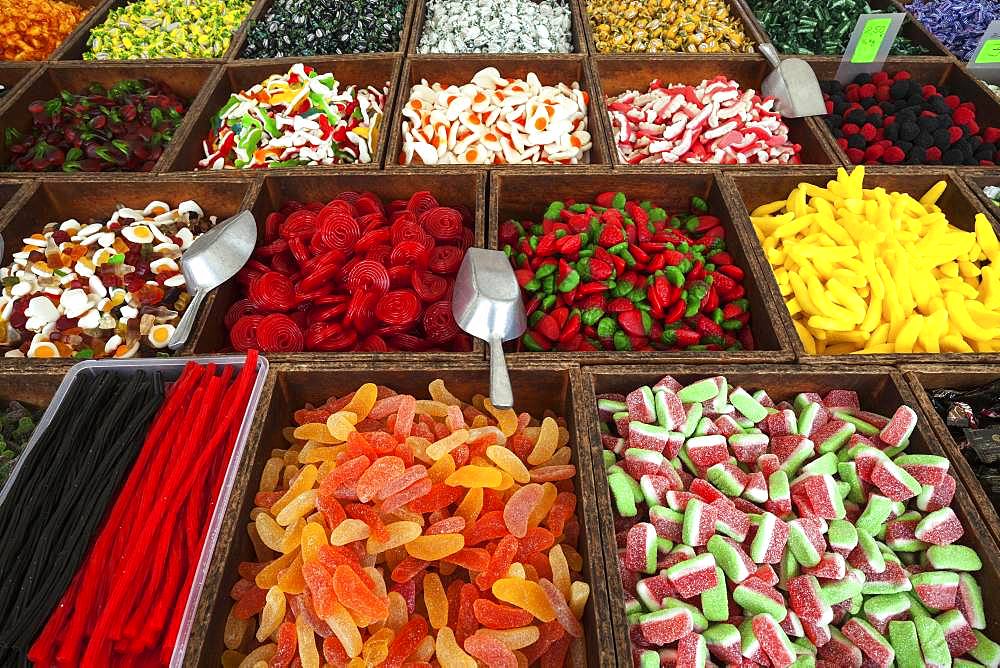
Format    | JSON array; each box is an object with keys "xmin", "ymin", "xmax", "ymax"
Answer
[{"xmin": 909, "ymin": 0, "xmax": 1000, "ymax": 60}]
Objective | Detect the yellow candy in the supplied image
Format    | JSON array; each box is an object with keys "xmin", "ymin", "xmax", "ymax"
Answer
[
  {"xmin": 404, "ymin": 533, "xmax": 465, "ymax": 560},
  {"xmin": 445, "ymin": 465, "xmax": 503, "ymax": 488},
  {"xmin": 492, "ymin": 577, "xmax": 557, "ymax": 622}
]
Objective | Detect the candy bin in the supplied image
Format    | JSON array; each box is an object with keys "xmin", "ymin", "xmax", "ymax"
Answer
[
  {"xmin": 584, "ymin": 364, "xmax": 1000, "ymax": 667},
  {"xmin": 967, "ymin": 170, "xmax": 1000, "ymax": 214},
  {"xmin": 0, "ymin": 63, "xmax": 39, "ymax": 102},
  {"xmin": 0, "ymin": 368, "xmax": 60, "ymax": 489},
  {"xmin": 166, "ymin": 56, "xmax": 400, "ymax": 173},
  {"xmin": 593, "ymin": 56, "xmax": 840, "ymax": 167},
  {"xmin": 0, "ymin": 177, "xmax": 257, "ymax": 361},
  {"xmin": 189, "ymin": 171, "xmax": 487, "ymax": 359},
  {"xmin": 182, "ymin": 362, "xmax": 616, "ymax": 667},
  {"xmin": 0, "ymin": 0, "xmax": 97, "ymax": 60},
  {"xmin": 0, "ymin": 63, "xmax": 215, "ymax": 174},
  {"xmin": 904, "ymin": 365, "xmax": 1000, "ymax": 552},
  {"xmin": 389, "ymin": 55, "xmax": 610, "ymax": 166},
  {"xmin": 490, "ymin": 168, "xmax": 795, "ymax": 363},
  {"xmin": 728, "ymin": 166, "xmax": 1000, "ymax": 363}
]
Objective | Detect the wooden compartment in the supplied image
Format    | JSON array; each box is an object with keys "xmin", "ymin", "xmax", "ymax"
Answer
[
  {"xmin": 578, "ymin": 0, "xmax": 764, "ymax": 56},
  {"xmin": 725, "ymin": 166, "xmax": 1000, "ymax": 364},
  {"xmin": 805, "ymin": 58, "xmax": 1000, "ymax": 170},
  {"xmin": 0, "ymin": 62, "xmax": 218, "ymax": 174},
  {"xmin": 0, "ymin": 175, "xmax": 258, "ymax": 365},
  {"xmin": 892, "ymin": 0, "xmax": 981, "ymax": 60},
  {"xmin": 408, "ymin": 0, "xmax": 587, "ymax": 54},
  {"xmin": 6, "ymin": 0, "xmax": 108, "ymax": 62},
  {"xmin": 964, "ymin": 169, "xmax": 1000, "ymax": 214},
  {"xmin": 0, "ymin": 369, "xmax": 63, "ymax": 422},
  {"xmin": 591, "ymin": 55, "xmax": 840, "ymax": 168},
  {"xmin": 233, "ymin": 0, "xmax": 417, "ymax": 59},
  {"xmin": 189, "ymin": 170, "xmax": 487, "ymax": 361},
  {"xmin": 740, "ymin": 0, "xmax": 951, "ymax": 57},
  {"xmin": 490, "ymin": 167, "xmax": 796, "ymax": 364},
  {"xmin": 0, "ymin": 63, "xmax": 42, "ymax": 106},
  {"xmin": 55, "ymin": 0, "xmax": 255, "ymax": 62},
  {"xmin": 182, "ymin": 362, "xmax": 616, "ymax": 667},
  {"xmin": 163, "ymin": 56, "xmax": 401, "ymax": 173},
  {"xmin": 903, "ymin": 365, "xmax": 1000, "ymax": 549},
  {"xmin": 581, "ymin": 364, "xmax": 1000, "ymax": 667},
  {"xmin": 386, "ymin": 54, "xmax": 611, "ymax": 167}
]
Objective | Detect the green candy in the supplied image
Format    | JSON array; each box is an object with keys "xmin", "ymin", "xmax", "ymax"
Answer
[
  {"xmin": 888, "ymin": 620, "xmax": 924, "ymax": 668},
  {"xmin": 915, "ymin": 615, "xmax": 951, "ymax": 668}
]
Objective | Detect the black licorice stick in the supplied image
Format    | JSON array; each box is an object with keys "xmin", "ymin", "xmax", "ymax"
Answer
[{"xmin": 0, "ymin": 370, "xmax": 165, "ymax": 665}]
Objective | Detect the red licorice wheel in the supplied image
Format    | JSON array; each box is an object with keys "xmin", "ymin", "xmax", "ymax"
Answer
[
  {"xmin": 301, "ymin": 249, "xmax": 344, "ymax": 276},
  {"xmin": 224, "ymin": 298, "xmax": 257, "ymax": 329},
  {"xmin": 256, "ymin": 313, "xmax": 305, "ymax": 352},
  {"xmin": 428, "ymin": 245, "xmax": 463, "ymax": 274},
  {"xmin": 354, "ymin": 193, "xmax": 383, "ymax": 216},
  {"xmin": 271, "ymin": 251, "xmax": 298, "ymax": 277},
  {"xmin": 238, "ymin": 259, "xmax": 271, "ymax": 285},
  {"xmin": 357, "ymin": 212, "xmax": 387, "ymax": 234},
  {"xmin": 344, "ymin": 291, "xmax": 379, "ymax": 333},
  {"xmin": 375, "ymin": 289, "xmax": 421, "ymax": 326},
  {"xmin": 411, "ymin": 269, "xmax": 448, "ymax": 302},
  {"xmin": 249, "ymin": 271, "xmax": 296, "ymax": 312},
  {"xmin": 280, "ymin": 210, "xmax": 317, "ymax": 239},
  {"xmin": 317, "ymin": 199, "xmax": 356, "ymax": 222},
  {"xmin": 306, "ymin": 322, "xmax": 358, "ymax": 351},
  {"xmin": 390, "ymin": 240, "xmax": 431, "ymax": 269},
  {"xmin": 422, "ymin": 300, "xmax": 459, "ymax": 344},
  {"xmin": 420, "ymin": 206, "xmax": 464, "ymax": 240},
  {"xmin": 387, "ymin": 333, "xmax": 428, "ymax": 351},
  {"xmin": 460, "ymin": 227, "xmax": 475, "ymax": 250},
  {"xmin": 264, "ymin": 212, "xmax": 284, "ymax": 242},
  {"xmin": 388, "ymin": 265, "xmax": 413, "ymax": 288},
  {"xmin": 254, "ymin": 237, "xmax": 289, "ymax": 259},
  {"xmin": 230, "ymin": 315, "xmax": 264, "ymax": 351},
  {"xmin": 315, "ymin": 214, "xmax": 361, "ymax": 253},
  {"xmin": 308, "ymin": 302, "xmax": 348, "ymax": 325},
  {"xmin": 357, "ymin": 334, "xmax": 389, "ymax": 352},
  {"xmin": 355, "ymin": 227, "xmax": 392, "ymax": 252},
  {"xmin": 298, "ymin": 262, "xmax": 340, "ymax": 294},
  {"xmin": 288, "ymin": 235, "xmax": 311, "ymax": 264},
  {"xmin": 347, "ymin": 259, "xmax": 390, "ymax": 294},
  {"xmin": 312, "ymin": 294, "xmax": 349, "ymax": 306},
  {"xmin": 365, "ymin": 245, "xmax": 393, "ymax": 266},
  {"xmin": 335, "ymin": 191, "xmax": 361, "ymax": 205},
  {"xmin": 407, "ymin": 191, "xmax": 439, "ymax": 216},
  {"xmin": 391, "ymin": 217, "xmax": 424, "ymax": 246}
]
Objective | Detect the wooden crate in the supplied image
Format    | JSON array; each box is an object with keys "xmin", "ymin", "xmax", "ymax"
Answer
[
  {"xmin": 580, "ymin": 364, "xmax": 1000, "ymax": 667},
  {"xmin": 181, "ymin": 362, "xmax": 616, "ymax": 667},
  {"xmin": 962, "ymin": 168, "xmax": 1000, "ymax": 215},
  {"xmin": 0, "ymin": 62, "xmax": 219, "ymax": 175},
  {"xmin": 0, "ymin": 175, "xmax": 259, "ymax": 365},
  {"xmin": 0, "ymin": 63, "xmax": 43, "ymax": 107},
  {"xmin": 408, "ymin": 0, "xmax": 588, "ymax": 54},
  {"xmin": 590, "ymin": 55, "xmax": 841, "ymax": 168},
  {"xmin": 902, "ymin": 365, "xmax": 1000, "ymax": 549},
  {"xmin": 489, "ymin": 167, "xmax": 796, "ymax": 364},
  {"xmin": 724, "ymin": 166, "xmax": 1000, "ymax": 364},
  {"xmin": 188, "ymin": 169, "xmax": 488, "ymax": 361},
  {"xmin": 804, "ymin": 57, "xmax": 1000, "ymax": 170},
  {"xmin": 162, "ymin": 55, "xmax": 401, "ymax": 173},
  {"xmin": 386, "ymin": 54, "xmax": 611, "ymax": 168}
]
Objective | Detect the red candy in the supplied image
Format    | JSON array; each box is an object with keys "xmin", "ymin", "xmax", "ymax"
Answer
[{"xmin": 228, "ymin": 191, "xmax": 474, "ymax": 352}]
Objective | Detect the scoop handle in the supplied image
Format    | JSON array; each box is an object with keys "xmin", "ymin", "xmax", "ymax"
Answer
[
  {"xmin": 168, "ymin": 288, "xmax": 207, "ymax": 351},
  {"xmin": 489, "ymin": 336, "xmax": 514, "ymax": 409},
  {"xmin": 759, "ymin": 42, "xmax": 781, "ymax": 70}
]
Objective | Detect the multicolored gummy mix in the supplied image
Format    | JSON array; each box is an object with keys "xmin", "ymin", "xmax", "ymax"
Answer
[
  {"xmin": 500, "ymin": 192, "xmax": 753, "ymax": 352},
  {"xmin": 224, "ymin": 380, "xmax": 590, "ymax": 666},
  {"xmin": 600, "ymin": 375, "xmax": 999, "ymax": 668},
  {"xmin": 227, "ymin": 191, "xmax": 474, "ymax": 353},
  {"xmin": 822, "ymin": 71, "xmax": 1000, "ymax": 166}
]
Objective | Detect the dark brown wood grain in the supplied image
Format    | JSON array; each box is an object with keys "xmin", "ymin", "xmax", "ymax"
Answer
[
  {"xmin": 0, "ymin": 369, "xmax": 63, "ymax": 409},
  {"xmin": 183, "ymin": 362, "xmax": 616, "ymax": 668},
  {"xmin": 902, "ymin": 365, "xmax": 1000, "ymax": 550},
  {"xmin": 723, "ymin": 166, "xmax": 1000, "ymax": 364},
  {"xmin": 590, "ymin": 55, "xmax": 841, "ymax": 168},
  {"xmin": 581, "ymin": 364, "xmax": 1000, "ymax": 667},
  {"xmin": 488, "ymin": 167, "xmax": 796, "ymax": 364},
  {"xmin": 189, "ymin": 169, "xmax": 487, "ymax": 360},
  {"xmin": 964, "ymin": 170, "xmax": 1000, "ymax": 215},
  {"xmin": 386, "ymin": 54, "xmax": 612, "ymax": 168},
  {"xmin": 0, "ymin": 64, "xmax": 42, "ymax": 107},
  {"xmin": 161, "ymin": 56, "xmax": 401, "ymax": 173}
]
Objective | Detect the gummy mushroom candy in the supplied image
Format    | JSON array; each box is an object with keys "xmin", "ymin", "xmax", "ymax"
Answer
[
  {"xmin": 599, "ymin": 374, "xmax": 1000, "ymax": 668},
  {"xmin": 224, "ymin": 380, "xmax": 591, "ymax": 666},
  {"xmin": 400, "ymin": 67, "xmax": 592, "ymax": 165}
]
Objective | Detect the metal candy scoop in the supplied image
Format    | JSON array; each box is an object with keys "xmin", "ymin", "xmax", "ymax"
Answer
[
  {"xmin": 760, "ymin": 43, "xmax": 827, "ymax": 118},
  {"xmin": 167, "ymin": 210, "xmax": 257, "ymax": 351},
  {"xmin": 452, "ymin": 248, "xmax": 526, "ymax": 410}
]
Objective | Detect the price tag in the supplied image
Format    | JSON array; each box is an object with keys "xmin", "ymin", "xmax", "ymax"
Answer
[
  {"xmin": 969, "ymin": 20, "xmax": 1000, "ymax": 83},
  {"xmin": 836, "ymin": 13, "xmax": 905, "ymax": 84}
]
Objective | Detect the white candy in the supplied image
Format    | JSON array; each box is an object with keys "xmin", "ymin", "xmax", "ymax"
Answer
[
  {"xmin": 26, "ymin": 296, "xmax": 59, "ymax": 324},
  {"xmin": 418, "ymin": 0, "xmax": 572, "ymax": 54}
]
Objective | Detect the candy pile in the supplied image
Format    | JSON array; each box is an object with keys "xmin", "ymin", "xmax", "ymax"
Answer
[
  {"xmin": 909, "ymin": 0, "xmax": 1000, "ymax": 60},
  {"xmin": 243, "ymin": 0, "xmax": 405, "ymax": 57},
  {"xmin": 417, "ymin": 0, "xmax": 573, "ymax": 53},
  {"xmin": 585, "ymin": 0, "xmax": 754, "ymax": 53},
  {"xmin": 0, "ymin": 0, "xmax": 89, "ymax": 60},
  {"xmin": 746, "ymin": 0, "xmax": 927, "ymax": 55},
  {"xmin": 751, "ymin": 167, "xmax": 1000, "ymax": 355},
  {"xmin": 223, "ymin": 379, "xmax": 591, "ymax": 667},
  {"xmin": 198, "ymin": 64, "xmax": 387, "ymax": 170},
  {"xmin": 29, "ymin": 353, "xmax": 260, "ymax": 666},
  {"xmin": 85, "ymin": 0, "xmax": 254, "ymax": 60},
  {"xmin": 0, "ymin": 370, "xmax": 165, "ymax": 665},
  {"xmin": 0, "ymin": 399, "xmax": 40, "ymax": 486},
  {"xmin": 602, "ymin": 374, "xmax": 1000, "ymax": 668},
  {"xmin": 823, "ymin": 71, "xmax": 1000, "ymax": 166},
  {"xmin": 607, "ymin": 76, "xmax": 802, "ymax": 165},
  {"xmin": 228, "ymin": 191, "xmax": 473, "ymax": 353},
  {"xmin": 5, "ymin": 79, "xmax": 189, "ymax": 173},
  {"xmin": 500, "ymin": 191, "xmax": 754, "ymax": 352},
  {"xmin": 400, "ymin": 67, "xmax": 591, "ymax": 165},
  {"xmin": 986, "ymin": 185, "xmax": 1000, "ymax": 208},
  {"xmin": 929, "ymin": 380, "xmax": 1000, "ymax": 516},
  {"xmin": 0, "ymin": 199, "xmax": 217, "ymax": 359}
]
